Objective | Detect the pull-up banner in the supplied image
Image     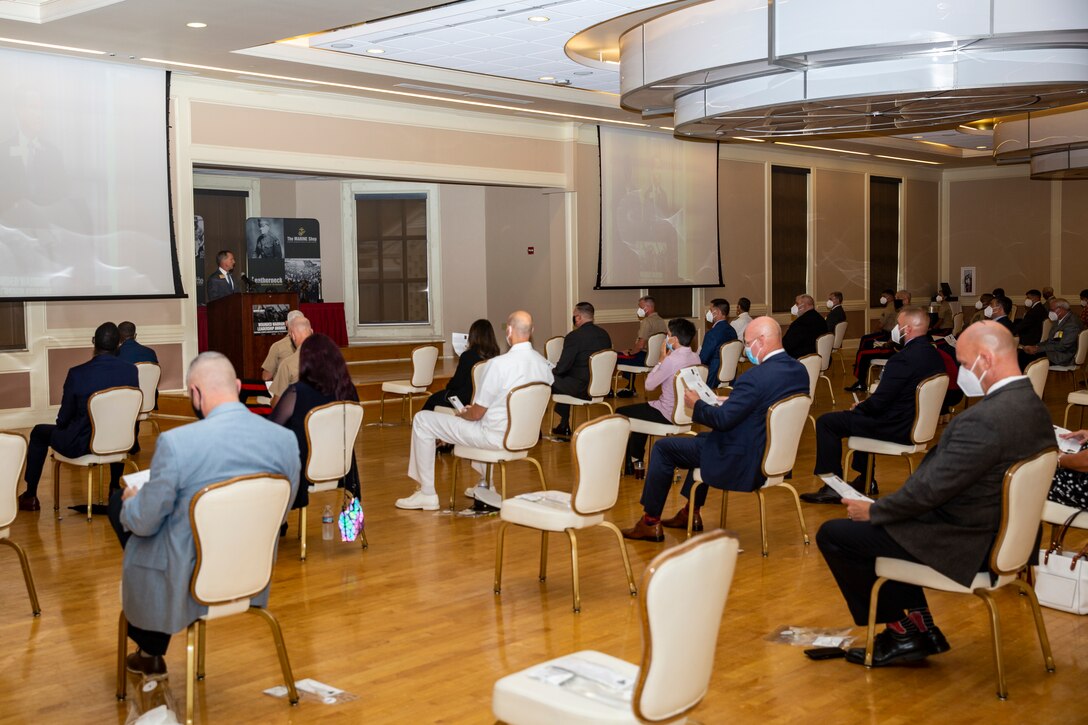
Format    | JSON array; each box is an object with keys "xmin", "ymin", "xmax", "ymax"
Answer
[{"xmin": 245, "ymin": 217, "xmax": 322, "ymax": 302}]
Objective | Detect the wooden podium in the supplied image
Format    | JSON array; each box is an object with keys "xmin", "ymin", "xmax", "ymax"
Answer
[{"xmin": 206, "ymin": 292, "xmax": 299, "ymax": 380}]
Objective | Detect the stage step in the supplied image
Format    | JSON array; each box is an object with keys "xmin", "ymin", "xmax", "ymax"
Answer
[{"xmin": 340, "ymin": 340, "xmax": 444, "ymax": 364}]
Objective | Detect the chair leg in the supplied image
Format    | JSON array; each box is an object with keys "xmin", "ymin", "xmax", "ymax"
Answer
[
  {"xmin": 407, "ymin": 394, "xmax": 414, "ymax": 422},
  {"xmin": 499, "ymin": 462, "xmax": 507, "ymax": 501},
  {"xmin": 248, "ymin": 608, "xmax": 299, "ymax": 706},
  {"xmin": 116, "ymin": 611, "xmax": 128, "ymax": 701},
  {"xmin": 1011, "ymin": 578, "xmax": 1056, "ymax": 673},
  {"xmin": 378, "ymin": 391, "xmax": 386, "ymax": 424},
  {"xmin": 821, "ymin": 374, "xmax": 836, "ymax": 406},
  {"xmin": 299, "ymin": 506, "xmax": 307, "ymax": 562},
  {"xmin": 494, "ymin": 521, "xmax": 509, "ymax": 594},
  {"xmin": 0, "ymin": 538, "xmax": 41, "ymax": 615},
  {"xmin": 1065, "ymin": 403, "xmax": 1074, "ymax": 429},
  {"xmin": 449, "ymin": 456, "xmax": 459, "ymax": 511},
  {"xmin": 974, "ymin": 590, "xmax": 1008, "ymax": 700},
  {"xmin": 196, "ymin": 619, "xmax": 207, "ymax": 681},
  {"xmin": 186, "ymin": 623, "xmax": 198, "ymax": 725},
  {"xmin": 778, "ymin": 483, "xmax": 810, "ymax": 547},
  {"xmin": 538, "ymin": 531, "xmax": 548, "ymax": 581},
  {"xmin": 565, "ymin": 529, "xmax": 581, "ymax": 613},
  {"xmin": 600, "ymin": 521, "xmax": 637, "ymax": 596},
  {"xmin": 86, "ymin": 467, "xmax": 94, "ymax": 522},
  {"xmin": 863, "ymin": 577, "xmax": 888, "ymax": 667},
  {"xmin": 905, "ymin": 455, "xmax": 915, "ymax": 477},
  {"xmin": 756, "ymin": 491, "xmax": 769, "ymax": 557},
  {"xmin": 720, "ymin": 487, "xmax": 729, "ymax": 530},
  {"xmin": 808, "ymin": 414, "xmax": 816, "ymax": 437},
  {"xmin": 125, "ymin": 458, "xmax": 140, "ymax": 474},
  {"xmin": 359, "ymin": 527, "xmax": 369, "ymax": 550},
  {"xmin": 53, "ymin": 458, "xmax": 61, "ymax": 517},
  {"xmin": 524, "ymin": 456, "xmax": 547, "ymax": 491}
]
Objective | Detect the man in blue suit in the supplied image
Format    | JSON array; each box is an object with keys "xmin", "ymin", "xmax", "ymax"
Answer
[
  {"xmin": 109, "ymin": 352, "xmax": 299, "ymax": 676},
  {"xmin": 623, "ymin": 317, "xmax": 810, "ymax": 541},
  {"xmin": 699, "ymin": 297, "xmax": 738, "ymax": 388},
  {"xmin": 19, "ymin": 322, "xmax": 138, "ymax": 511},
  {"xmin": 117, "ymin": 321, "xmax": 159, "ymax": 364}
]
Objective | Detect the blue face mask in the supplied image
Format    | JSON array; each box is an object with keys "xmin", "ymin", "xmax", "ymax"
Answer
[{"xmin": 744, "ymin": 345, "xmax": 759, "ymax": 365}]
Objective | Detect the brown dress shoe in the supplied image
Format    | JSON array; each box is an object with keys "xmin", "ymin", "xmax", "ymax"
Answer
[
  {"xmin": 126, "ymin": 651, "xmax": 167, "ymax": 677},
  {"xmin": 621, "ymin": 517, "xmax": 665, "ymax": 542},
  {"xmin": 17, "ymin": 492, "xmax": 40, "ymax": 512},
  {"xmin": 661, "ymin": 507, "xmax": 702, "ymax": 531}
]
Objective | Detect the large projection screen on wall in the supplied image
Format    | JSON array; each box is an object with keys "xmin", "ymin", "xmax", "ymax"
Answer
[
  {"xmin": 0, "ymin": 48, "xmax": 182, "ymax": 300},
  {"xmin": 597, "ymin": 126, "xmax": 721, "ymax": 288}
]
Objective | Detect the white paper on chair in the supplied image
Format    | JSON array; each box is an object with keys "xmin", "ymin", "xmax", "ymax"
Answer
[
  {"xmin": 819, "ymin": 475, "xmax": 874, "ymax": 503},
  {"xmin": 679, "ymin": 367, "xmax": 721, "ymax": 406},
  {"xmin": 451, "ymin": 333, "xmax": 468, "ymax": 356},
  {"xmin": 265, "ymin": 380, "xmax": 273, "ymax": 392},
  {"xmin": 514, "ymin": 491, "xmax": 571, "ymax": 511},
  {"xmin": 527, "ymin": 655, "xmax": 633, "ymax": 706},
  {"xmin": 122, "ymin": 469, "xmax": 150, "ymax": 491},
  {"xmin": 943, "ymin": 335, "xmax": 956, "ymax": 348},
  {"xmin": 1053, "ymin": 426, "xmax": 1083, "ymax": 454}
]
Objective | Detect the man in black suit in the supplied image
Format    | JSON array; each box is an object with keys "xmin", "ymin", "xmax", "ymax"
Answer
[
  {"xmin": 985, "ymin": 295, "xmax": 1014, "ymax": 332},
  {"xmin": 117, "ymin": 321, "xmax": 159, "ymax": 365},
  {"xmin": 18, "ymin": 322, "xmax": 139, "ymax": 511},
  {"xmin": 803, "ymin": 307, "xmax": 945, "ymax": 503},
  {"xmin": 205, "ymin": 250, "xmax": 238, "ymax": 303},
  {"xmin": 816, "ymin": 322, "xmax": 1054, "ymax": 666},
  {"xmin": 551, "ymin": 302, "xmax": 612, "ymax": 437},
  {"xmin": 825, "ymin": 291, "xmax": 846, "ymax": 333},
  {"xmin": 622, "ymin": 317, "xmax": 809, "ymax": 541},
  {"xmin": 1015, "ymin": 288, "xmax": 1047, "ymax": 346},
  {"xmin": 783, "ymin": 294, "xmax": 827, "ymax": 359}
]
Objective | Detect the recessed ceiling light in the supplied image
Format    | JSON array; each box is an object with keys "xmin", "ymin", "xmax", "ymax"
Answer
[
  {"xmin": 604, "ymin": 60, "xmax": 620, "ymax": 65},
  {"xmin": 572, "ymin": 71, "xmax": 592, "ymax": 76},
  {"xmin": 538, "ymin": 75, "xmax": 554, "ymax": 81},
  {"xmin": 976, "ymin": 145, "xmax": 989, "ymax": 149},
  {"xmin": 911, "ymin": 135, "xmax": 923, "ymax": 139},
  {"xmin": 0, "ymin": 36, "xmax": 106, "ymax": 54},
  {"xmin": 330, "ymin": 43, "xmax": 354, "ymax": 49},
  {"xmin": 365, "ymin": 48, "xmax": 385, "ymax": 54},
  {"xmin": 528, "ymin": 15, "xmax": 549, "ymax": 22},
  {"xmin": 186, "ymin": 22, "xmax": 207, "ymax": 28}
]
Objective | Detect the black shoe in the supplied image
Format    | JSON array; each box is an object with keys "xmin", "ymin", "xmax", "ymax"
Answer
[
  {"xmin": 126, "ymin": 651, "xmax": 167, "ymax": 677},
  {"xmin": 847, "ymin": 475, "xmax": 878, "ymax": 497},
  {"xmin": 919, "ymin": 626, "xmax": 951, "ymax": 655},
  {"xmin": 845, "ymin": 629, "xmax": 930, "ymax": 667},
  {"xmin": 615, "ymin": 389, "xmax": 635, "ymax": 399},
  {"xmin": 799, "ymin": 484, "xmax": 843, "ymax": 505},
  {"xmin": 551, "ymin": 423, "xmax": 572, "ymax": 438},
  {"xmin": 624, "ymin": 459, "xmax": 635, "ymax": 477},
  {"xmin": 844, "ymin": 381, "xmax": 865, "ymax": 392}
]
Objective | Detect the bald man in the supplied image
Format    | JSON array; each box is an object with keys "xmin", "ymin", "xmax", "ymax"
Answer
[
  {"xmin": 622, "ymin": 317, "xmax": 809, "ymax": 541},
  {"xmin": 108, "ymin": 352, "xmax": 300, "ymax": 677},
  {"xmin": 261, "ymin": 309, "xmax": 304, "ymax": 381},
  {"xmin": 269, "ymin": 315, "xmax": 313, "ymax": 398},
  {"xmin": 398, "ymin": 311, "xmax": 553, "ymax": 511},
  {"xmin": 817, "ymin": 322, "xmax": 1054, "ymax": 667}
]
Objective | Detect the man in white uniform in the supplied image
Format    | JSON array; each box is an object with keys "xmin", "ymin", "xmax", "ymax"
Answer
[{"xmin": 397, "ymin": 310, "xmax": 554, "ymax": 511}]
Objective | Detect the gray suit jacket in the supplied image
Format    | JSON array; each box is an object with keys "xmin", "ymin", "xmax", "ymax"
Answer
[
  {"xmin": 870, "ymin": 379, "xmax": 1054, "ymax": 587},
  {"xmin": 1040, "ymin": 313, "xmax": 1083, "ymax": 367},
  {"xmin": 120, "ymin": 402, "xmax": 300, "ymax": 634}
]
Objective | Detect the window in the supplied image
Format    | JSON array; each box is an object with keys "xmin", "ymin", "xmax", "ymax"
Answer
[
  {"xmin": 770, "ymin": 166, "xmax": 810, "ymax": 314},
  {"xmin": 0, "ymin": 301, "xmax": 26, "ymax": 352},
  {"xmin": 355, "ymin": 194, "xmax": 430, "ymax": 324},
  {"xmin": 868, "ymin": 176, "xmax": 901, "ymax": 306}
]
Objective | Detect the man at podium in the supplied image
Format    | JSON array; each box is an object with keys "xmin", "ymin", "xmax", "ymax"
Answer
[{"xmin": 206, "ymin": 250, "xmax": 238, "ymax": 303}]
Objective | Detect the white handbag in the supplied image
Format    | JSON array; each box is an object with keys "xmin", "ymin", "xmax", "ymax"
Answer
[{"xmin": 1034, "ymin": 510, "xmax": 1088, "ymax": 615}]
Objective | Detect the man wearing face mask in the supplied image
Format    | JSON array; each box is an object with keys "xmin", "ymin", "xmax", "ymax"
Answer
[
  {"xmin": 550, "ymin": 302, "xmax": 613, "ymax": 437},
  {"xmin": 984, "ymin": 296, "xmax": 1014, "ymax": 333},
  {"xmin": 816, "ymin": 322, "xmax": 1053, "ymax": 667},
  {"xmin": 698, "ymin": 298, "xmax": 737, "ymax": 388},
  {"xmin": 782, "ymin": 294, "xmax": 826, "ymax": 359},
  {"xmin": 804, "ymin": 307, "xmax": 945, "ymax": 503},
  {"xmin": 967, "ymin": 292, "xmax": 993, "ymax": 327},
  {"xmin": 845, "ymin": 290, "xmax": 911, "ymax": 392},
  {"xmin": 621, "ymin": 317, "xmax": 808, "ymax": 541},
  {"xmin": 825, "ymin": 291, "xmax": 846, "ymax": 334},
  {"xmin": 1019, "ymin": 298, "xmax": 1083, "ymax": 371},
  {"xmin": 398, "ymin": 310, "xmax": 553, "ymax": 511},
  {"xmin": 1015, "ymin": 289, "xmax": 1047, "ymax": 346},
  {"xmin": 616, "ymin": 296, "xmax": 668, "ymax": 398},
  {"xmin": 107, "ymin": 352, "xmax": 300, "ymax": 677}
]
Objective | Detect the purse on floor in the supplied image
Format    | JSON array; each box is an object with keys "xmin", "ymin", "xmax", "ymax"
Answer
[
  {"xmin": 337, "ymin": 492, "xmax": 365, "ymax": 543},
  {"xmin": 1034, "ymin": 509, "xmax": 1088, "ymax": 614}
]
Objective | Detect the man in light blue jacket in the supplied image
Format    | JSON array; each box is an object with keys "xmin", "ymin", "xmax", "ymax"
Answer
[{"xmin": 109, "ymin": 352, "xmax": 300, "ymax": 677}]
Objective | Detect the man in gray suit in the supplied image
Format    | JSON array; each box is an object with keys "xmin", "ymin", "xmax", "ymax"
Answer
[
  {"xmin": 817, "ymin": 322, "xmax": 1054, "ymax": 667},
  {"xmin": 1019, "ymin": 297, "xmax": 1082, "ymax": 370},
  {"xmin": 108, "ymin": 352, "xmax": 299, "ymax": 676}
]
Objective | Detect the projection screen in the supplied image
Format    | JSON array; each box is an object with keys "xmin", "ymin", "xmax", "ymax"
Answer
[
  {"xmin": 597, "ymin": 126, "xmax": 721, "ymax": 288},
  {"xmin": 0, "ymin": 47, "xmax": 182, "ymax": 300}
]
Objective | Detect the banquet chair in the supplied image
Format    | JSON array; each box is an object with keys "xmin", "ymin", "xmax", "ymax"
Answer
[
  {"xmin": 1024, "ymin": 357, "xmax": 1049, "ymax": 400},
  {"xmin": 798, "ymin": 354, "xmax": 822, "ymax": 434},
  {"xmin": 135, "ymin": 362, "xmax": 162, "ymax": 436},
  {"xmin": 297, "ymin": 400, "xmax": 365, "ymax": 560},
  {"xmin": 715, "ymin": 340, "xmax": 743, "ymax": 390},
  {"xmin": 375, "ymin": 344, "xmax": 439, "ymax": 424},
  {"xmin": 628, "ymin": 366, "xmax": 706, "ymax": 463},
  {"xmin": 0, "ymin": 432, "xmax": 40, "ymax": 616},
  {"xmin": 951, "ymin": 311, "xmax": 964, "ymax": 337},
  {"xmin": 492, "ymin": 530, "xmax": 740, "ymax": 724},
  {"xmin": 832, "ymin": 320, "xmax": 849, "ymax": 374},
  {"xmin": 435, "ymin": 360, "xmax": 488, "ymax": 416},
  {"xmin": 116, "ymin": 474, "xmax": 300, "ymax": 724},
  {"xmin": 816, "ymin": 332, "xmax": 836, "ymax": 406},
  {"xmin": 862, "ymin": 449, "xmax": 1058, "ymax": 700},
  {"xmin": 614, "ymin": 333, "xmax": 666, "ymax": 395},
  {"xmin": 1064, "ymin": 388, "xmax": 1088, "ymax": 428},
  {"xmin": 1049, "ymin": 329, "xmax": 1088, "ymax": 391},
  {"xmin": 545, "ymin": 336, "xmax": 565, "ymax": 367},
  {"xmin": 550, "ymin": 350, "xmax": 618, "ymax": 429},
  {"xmin": 495, "ymin": 415, "xmax": 636, "ymax": 612}
]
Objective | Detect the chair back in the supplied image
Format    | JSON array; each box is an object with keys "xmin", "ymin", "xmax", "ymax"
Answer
[
  {"xmin": 633, "ymin": 530, "xmax": 740, "ymax": 723},
  {"xmin": 990, "ymin": 449, "xmax": 1059, "ymax": 576},
  {"xmin": 410, "ymin": 345, "xmax": 440, "ymax": 387},
  {"xmin": 135, "ymin": 363, "xmax": 161, "ymax": 415},
  {"xmin": 470, "ymin": 360, "xmax": 488, "ymax": 403},
  {"xmin": 643, "ymin": 333, "xmax": 666, "ymax": 368},
  {"xmin": 0, "ymin": 432, "xmax": 27, "ymax": 530},
  {"xmin": 1024, "ymin": 357, "xmax": 1049, "ymax": 399},
  {"xmin": 717, "ymin": 340, "xmax": 743, "ymax": 387},
  {"xmin": 503, "ymin": 383, "xmax": 552, "ymax": 451},
  {"xmin": 544, "ymin": 336, "xmax": 564, "ymax": 366},
  {"xmin": 569, "ymin": 415, "xmax": 630, "ymax": 515},
  {"xmin": 908, "ymin": 373, "xmax": 949, "ymax": 444},
  {"xmin": 833, "ymin": 320, "xmax": 848, "ymax": 350},
  {"xmin": 1076, "ymin": 329, "xmax": 1088, "ymax": 367},
  {"xmin": 762, "ymin": 393, "xmax": 811, "ymax": 479},
  {"xmin": 88, "ymin": 387, "xmax": 143, "ymax": 455},
  {"xmin": 951, "ymin": 311, "xmax": 964, "ymax": 336},
  {"xmin": 670, "ymin": 365, "xmax": 707, "ymax": 426},
  {"xmin": 587, "ymin": 350, "xmax": 619, "ymax": 398},
  {"xmin": 816, "ymin": 333, "xmax": 834, "ymax": 372},
  {"xmin": 798, "ymin": 354, "xmax": 821, "ymax": 397},
  {"xmin": 304, "ymin": 401, "xmax": 364, "ymax": 483},
  {"xmin": 189, "ymin": 474, "xmax": 292, "ymax": 606},
  {"xmin": 1040, "ymin": 317, "xmax": 1053, "ymax": 344}
]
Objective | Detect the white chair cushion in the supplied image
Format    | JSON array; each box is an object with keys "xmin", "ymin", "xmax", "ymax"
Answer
[
  {"xmin": 875, "ymin": 557, "xmax": 1014, "ymax": 594},
  {"xmin": 501, "ymin": 491, "xmax": 604, "ymax": 532},
  {"xmin": 870, "ymin": 358, "xmax": 888, "ymax": 368},
  {"xmin": 493, "ymin": 650, "xmax": 643, "ymax": 725},
  {"xmin": 1042, "ymin": 500, "xmax": 1088, "ymax": 528},
  {"xmin": 454, "ymin": 445, "xmax": 526, "ymax": 463},
  {"xmin": 307, "ymin": 481, "xmax": 339, "ymax": 494},
  {"xmin": 616, "ymin": 364, "xmax": 650, "ymax": 374},
  {"xmin": 1051, "ymin": 365, "xmax": 1077, "ymax": 372},
  {"xmin": 52, "ymin": 451, "xmax": 128, "ymax": 466},
  {"xmin": 846, "ymin": 437, "xmax": 926, "ymax": 456},
  {"xmin": 1067, "ymin": 390, "xmax": 1088, "ymax": 405},
  {"xmin": 383, "ymin": 380, "xmax": 427, "ymax": 395},
  {"xmin": 552, "ymin": 394, "xmax": 604, "ymax": 406},
  {"xmin": 202, "ymin": 599, "xmax": 252, "ymax": 621},
  {"xmin": 627, "ymin": 419, "xmax": 689, "ymax": 437},
  {"xmin": 433, "ymin": 406, "xmax": 456, "ymax": 416}
]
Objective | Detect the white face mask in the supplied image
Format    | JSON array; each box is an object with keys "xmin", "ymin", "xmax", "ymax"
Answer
[
  {"xmin": 890, "ymin": 325, "xmax": 902, "ymax": 345},
  {"xmin": 705, "ymin": 310, "xmax": 714, "ymax": 323},
  {"xmin": 957, "ymin": 356, "xmax": 987, "ymax": 398},
  {"xmin": 826, "ymin": 299, "xmax": 835, "ymax": 310},
  {"xmin": 879, "ymin": 296, "xmax": 888, "ymax": 306},
  {"xmin": 975, "ymin": 300, "xmax": 983, "ymax": 310},
  {"xmin": 636, "ymin": 307, "xmax": 647, "ymax": 319},
  {"xmin": 935, "ymin": 295, "xmax": 944, "ymax": 303},
  {"xmin": 1082, "ymin": 300, "xmax": 1087, "ymax": 307},
  {"xmin": 983, "ymin": 306, "xmax": 994, "ymax": 318},
  {"xmin": 790, "ymin": 304, "xmax": 799, "ymax": 317},
  {"xmin": 1049, "ymin": 310, "xmax": 1059, "ymax": 322},
  {"xmin": 1024, "ymin": 299, "xmax": 1034, "ymax": 308}
]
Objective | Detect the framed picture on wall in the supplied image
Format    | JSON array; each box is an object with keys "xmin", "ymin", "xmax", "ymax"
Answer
[{"xmin": 960, "ymin": 266, "xmax": 976, "ymax": 296}]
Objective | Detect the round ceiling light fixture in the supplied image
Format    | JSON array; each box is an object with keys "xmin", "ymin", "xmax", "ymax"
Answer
[
  {"xmin": 186, "ymin": 22, "xmax": 207, "ymax": 28},
  {"xmin": 528, "ymin": 15, "xmax": 549, "ymax": 23},
  {"xmin": 330, "ymin": 43, "xmax": 354, "ymax": 49},
  {"xmin": 365, "ymin": 48, "xmax": 385, "ymax": 54}
]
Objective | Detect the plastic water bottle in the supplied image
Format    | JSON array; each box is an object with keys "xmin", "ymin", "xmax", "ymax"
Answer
[{"xmin": 321, "ymin": 505, "xmax": 334, "ymax": 541}]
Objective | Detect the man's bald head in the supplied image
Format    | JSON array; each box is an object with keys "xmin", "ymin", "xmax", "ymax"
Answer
[
  {"xmin": 897, "ymin": 305, "xmax": 930, "ymax": 342},
  {"xmin": 744, "ymin": 316, "xmax": 783, "ymax": 361},
  {"xmin": 956, "ymin": 321, "xmax": 1020, "ymax": 395},
  {"xmin": 288, "ymin": 316, "xmax": 312, "ymax": 346},
  {"xmin": 187, "ymin": 352, "xmax": 239, "ymax": 395},
  {"xmin": 506, "ymin": 310, "xmax": 533, "ymax": 344},
  {"xmin": 795, "ymin": 294, "xmax": 815, "ymax": 313}
]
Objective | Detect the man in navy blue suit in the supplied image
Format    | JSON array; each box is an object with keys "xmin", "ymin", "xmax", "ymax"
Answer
[
  {"xmin": 18, "ymin": 322, "xmax": 139, "ymax": 511},
  {"xmin": 117, "ymin": 321, "xmax": 159, "ymax": 365},
  {"xmin": 623, "ymin": 317, "xmax": 810, "ymax": 541},
  {"xmin": 699, "ymin": 297, "xmax": 738, "ymax": 388}
]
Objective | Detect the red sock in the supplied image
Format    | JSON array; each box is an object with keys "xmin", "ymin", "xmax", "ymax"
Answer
[{"xmin": 644, "ymin": 514, "xmax": 660, "ymax": 525}]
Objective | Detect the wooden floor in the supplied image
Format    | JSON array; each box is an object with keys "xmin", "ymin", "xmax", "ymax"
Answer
[{"xmin": 2, "ymin": 360, "xmax": 1087, "ymax": 724}]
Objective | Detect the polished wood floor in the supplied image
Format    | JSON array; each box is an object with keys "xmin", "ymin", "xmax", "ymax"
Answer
[{"xmin": 2, "ymin": 361, "xmax": 1086, "ymax": 724}]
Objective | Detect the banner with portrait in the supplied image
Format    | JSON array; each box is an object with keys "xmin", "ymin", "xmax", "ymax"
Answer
[{"xmin": 244, "ymin": 217, "xmax": 321, "ymax": 301}]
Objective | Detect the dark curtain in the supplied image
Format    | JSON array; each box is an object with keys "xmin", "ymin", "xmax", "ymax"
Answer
[
  {"xmin": 771, "ymin": 166, "xmax": 810, "ymax": 314},
  {"xmin": 869, "ymin": 176, "xmax": 901, "ymax": 307},
  {"xmin": 193, "ymin": 189, "xmax": 249, "ymax": 282}
]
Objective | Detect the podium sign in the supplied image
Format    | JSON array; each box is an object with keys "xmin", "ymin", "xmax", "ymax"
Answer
[{"xmin": 206, "ymin": 292, "xmax": 298, "ymax": 380}]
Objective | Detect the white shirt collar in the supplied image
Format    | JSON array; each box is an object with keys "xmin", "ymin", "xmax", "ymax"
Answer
[
  {"xmin": 762, "ymin": 348, "xmax": 786, "ymax": 362},
  {"xmin": 218, "ymin": 267, "xmax": 231, "ymax": 276}
]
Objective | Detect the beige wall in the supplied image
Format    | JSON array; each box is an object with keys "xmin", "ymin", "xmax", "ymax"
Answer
[
  {"xmin": 438, "ymin": 185, "xmax": 489, "ymax": 341},
  {"xmin": 46, "ymin": 299, "xmax": 182, "ymax": 329},
  {"xmin": 296, "ymin": 180, "xmax": 346, "ymax": 304},
  {"xmin": 1061, "ymin": 183, "xmax": 1088, "ymax": 297}
]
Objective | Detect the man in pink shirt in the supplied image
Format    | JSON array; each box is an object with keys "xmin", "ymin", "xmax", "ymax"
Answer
[{"xmin": 616, "ymin": 318, "xmax": 701, "ymax": 476}]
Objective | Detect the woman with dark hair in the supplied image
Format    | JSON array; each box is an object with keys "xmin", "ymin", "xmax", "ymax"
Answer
[
  {"xmin": 421, "ymin": 318, "xmax": 500, "ymax": 412},
  {"xmin": 270, "ymin": 333, "xmax": 360, "ymax": 516}
]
